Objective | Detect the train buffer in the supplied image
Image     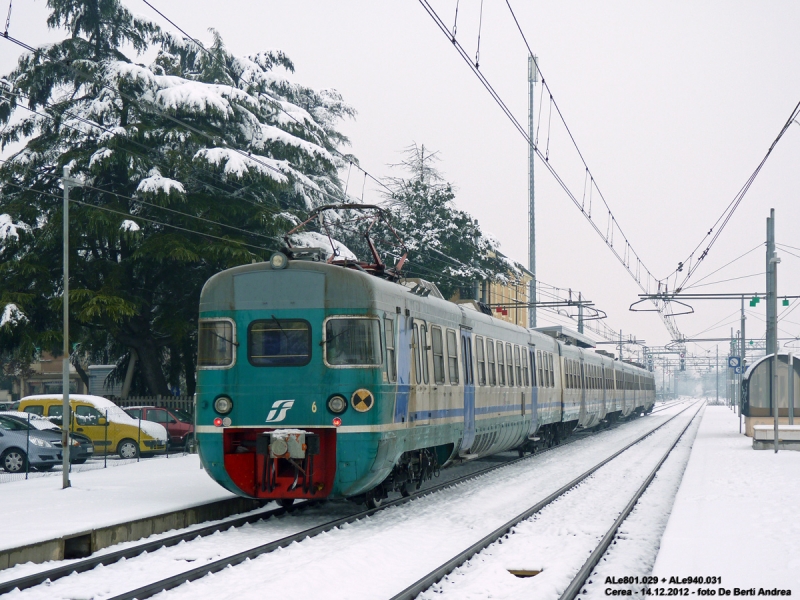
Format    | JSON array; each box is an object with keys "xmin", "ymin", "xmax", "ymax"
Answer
[{"xmin": 752, "ymin": 424, "xmax": 800, "ymax": 451}]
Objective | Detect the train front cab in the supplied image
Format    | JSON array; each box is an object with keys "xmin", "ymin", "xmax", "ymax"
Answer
[{"xmin": 195, "ymin": 261, "xmax": 396, "ymax": 502}]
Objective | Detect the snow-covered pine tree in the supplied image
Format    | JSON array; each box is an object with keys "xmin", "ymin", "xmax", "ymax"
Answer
[
  {"xmin": 0, "ymin": 0, "xmax": 355, "ymax": 395},
  {"xmin": 380, "ymin": 144, "xmax": 506, "ymax": 299}
]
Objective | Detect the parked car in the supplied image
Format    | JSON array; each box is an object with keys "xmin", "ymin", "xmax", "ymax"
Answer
[
  {"xmin": 0, "ymin": 411, "xmax": 94, "ymax": 463},
  {"xmin": 0, "ymin": 415, "xmax": 62, "ymax": 472},
  {"xmin": 17, "ymin": 395, "xmax": 167, "ymax": 459},
  {"xmin": 0, "ymin": 402, "xmax": 16, "ymax": 411},
  {"xmin": 124, "ymin": 406, "xmax": 194, "ymax": 450}
]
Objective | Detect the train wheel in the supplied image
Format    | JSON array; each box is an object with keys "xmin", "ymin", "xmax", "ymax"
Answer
[
  {"xmin": 400, "ymin": 482, "xmax": 417, "ymax": 497},
  {"xmin": 278, "ymin": 498, "xmax": 295, "ymax": 509},
  {"xmin": 365, "ymin": 489, "xmax": 383, "ymax": 509},
  {"xmin": 517, "ymin": 449, "xmax": 525, "ymax": 458}
]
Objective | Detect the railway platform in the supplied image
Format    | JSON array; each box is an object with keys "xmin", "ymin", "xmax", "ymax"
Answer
[
  {"xmin": 653, "ymin": 406, "xmax": 800, "ymax": 592},
  {"xmin": 0, "ymin": 455, "xmax": 264, "ymax": 571}
]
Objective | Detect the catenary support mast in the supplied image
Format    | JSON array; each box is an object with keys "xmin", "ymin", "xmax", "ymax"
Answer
[{"xmin": 528, "ymin": 55, "xmax": 537, "ymax": 327}]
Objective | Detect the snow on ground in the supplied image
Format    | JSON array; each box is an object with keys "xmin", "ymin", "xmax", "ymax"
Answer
[
  {"xmin": 0, "ymin": 455, "xmax": 234, "ymax": 551},
  {"xmin": 653, "ymin": 405, "xmax": 800, "ymax": 593},
  {"xmin": 582, "ymin": 402, "xmax": 706, "ymax": 597},
  {"xmin": 149, "ymin": 402, "xmax": 698, "ymax": 600},
  {"xmin": 418, "ymin": 403, "xmax": 704, "ymax": 600}
]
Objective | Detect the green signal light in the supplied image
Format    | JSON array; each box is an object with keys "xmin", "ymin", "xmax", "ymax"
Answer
[{"xmin": 783, "ymin": 298, "xmax": 790, "ymax": 306}]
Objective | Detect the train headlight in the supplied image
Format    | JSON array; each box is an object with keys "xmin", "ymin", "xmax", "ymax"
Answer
[
  {"xmin": 351, "ymin": 389, "xmax": 375, "ymax": 413},
  {"xmin": 214, "ymin": 395, "xmax": 233, "ymax": 415},
  {"xmin": 270, "ymin": 252, "xmax": 289, "ymax": 270},
  {"xmin": 327, "ymin": 395, "xmax": 347, "ymax": 414}
]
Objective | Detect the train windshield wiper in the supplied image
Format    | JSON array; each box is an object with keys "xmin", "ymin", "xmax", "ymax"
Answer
[{"xmin": 207, "ymin": 327, "xmax": 239, "ymax": 347}]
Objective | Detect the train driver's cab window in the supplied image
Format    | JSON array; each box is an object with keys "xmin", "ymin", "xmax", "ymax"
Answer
[
  {"xmin": 431, "ymin": 326, "xmax": 445, "ymax": 385},
  {"xmin": 487, "ymin": 338, "xmax": 496, "ymax": 386},
  {"xmin": 446, "ymin": 329, "xmax": 459, "ymax": 384},
  {"xmin": 321, "ymin": 317, "xmax": 381, "ymax": 368},
  {"xmin": 384, "ymin": 317, "xmax": 397, "ymax": 381},
  {"xmin": 198, "ymin": 319, "xmax": 236, "ymax": 368},
  {"xmin": 249, "ymin": 319, "xmax": 311, "ymax": 367}
]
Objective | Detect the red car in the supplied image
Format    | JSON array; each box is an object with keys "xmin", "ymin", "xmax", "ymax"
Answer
[{"xmin": 124, "ymin": 406, "xmax": 194, "ymax": 450}]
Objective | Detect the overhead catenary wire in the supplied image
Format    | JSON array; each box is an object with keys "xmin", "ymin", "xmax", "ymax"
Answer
[
  {"xmin": 417, "ymin": 0, "xmax": 681, "ymax": 341},
  {"xmin": 666, "ymin": 100, "xmax": 800, "ymax": 291}
]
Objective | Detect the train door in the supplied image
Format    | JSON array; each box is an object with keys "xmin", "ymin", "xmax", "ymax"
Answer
[
  {"xmin": 459, "ymin": 329, "xmax": 476, "ymax": 452},
  {"xmin": 578, "ymin": 356, "xmax": 587, "ymax": 425},
  {"xmin": 528, "ymin": 345, "xmax": 538, "ymax": 437},
  {"xmin": 393, "ymin": 313, "xmax": 413, "ymax": 424}
]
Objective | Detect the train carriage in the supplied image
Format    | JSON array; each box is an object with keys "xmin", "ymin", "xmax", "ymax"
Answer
[{"xmin": 195, "ymin": 252, "xmax": 655, "ymax": 506}]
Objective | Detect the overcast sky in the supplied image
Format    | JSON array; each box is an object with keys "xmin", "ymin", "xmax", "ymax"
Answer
[{"xmin": 3, "ymin": 0, "xmax": 800, "ymax": 367}]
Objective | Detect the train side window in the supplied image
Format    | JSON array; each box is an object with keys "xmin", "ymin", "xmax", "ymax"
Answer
[
  {"xmin": 475, "ymin": 336, "xmax": 486, "ymax": 386},
  {"xmin": 506, "ymin": 344, "xmax": 515, "ymax": 387},
  {"xmin": 514, "ymin": 346, "xmax": 522, "ymax": 386},
  {"xmin": 413, "ymin": 324, "xmax": 422, "ymax": 385},
  {"xmin": 248, "ymin": 319, "xmax": 310, "ymax": 367},
  {"xmin": 487, "ymin": 338, "xmax": 496, "ymax": 386},
  {"xmin": 446, "ymin": 329, "xmax": 459, "ymax": 385},
  {"xmin": 497, "ymin": 342, "xmax": 506, "ymax": 386},
  {"xmin": 523, "ymin": 348, "xmax": 530, "ymax": 387},
  {"xmin": 431, "ymin": 326, "xmax": 445, "ymax": 384},
  {"xmin": 420, "ymin": 323, "xmax": 430, "ymax": 385},
  {"xmin": 536, "ymin": 351, "xmax": 543, "ymax": 387},
  {"xmin": 461, "ymin": 336, "xmax": 474, "ymax": 385},
  {"xmin": 548, "ymin": 353, "xmax": 554, "ymax": 388},
  {"xmin": 384, "ymin": 317, "xmax": 397, "ymax": 382}
]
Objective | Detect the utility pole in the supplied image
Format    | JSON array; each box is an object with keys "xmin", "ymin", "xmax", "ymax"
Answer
[
  {"xmin": 740, "ymin": 297, "xmax": 746, "ymax": 433},
  {"xmin": 766, "ymin": 208, "xmax": 779, "ymax": 452},
  {"xmin": 578, "ymin": 291, "xmax": 584, "ymax": 334},
  {"xmin": 716, "ymin": 345, "xmax": 719, "ymax": 405},
  {"xmin": 528, "ymin": 54, "xmax": 538, "ymax": 328},
  {"xmin": 789, "ymin": 350, "xmax": 795, "ymax": 426},
  {"xmin": 618, "ymin": 330, "xmax": 623, "ymax": 363},
  {"xmin": 61, "ymin": 166, "xmax": 80, "ymax": 488}
]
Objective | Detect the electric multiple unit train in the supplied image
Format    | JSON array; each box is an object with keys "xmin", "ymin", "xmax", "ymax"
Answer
[{"xmin": 194, "ymin": 249, "xmax": 656, "ymax": 506}]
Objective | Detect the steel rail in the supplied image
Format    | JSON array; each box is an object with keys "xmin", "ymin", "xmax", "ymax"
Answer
[
  {"xmin": 0, "ymin": 421, "xmax": 576, "ymax": 595},
  {"xmin": 0, "ymin": 402, "xmax": 666, "ymax": 598},
  {"xmin": 0, "ymin": 501, "xmax": 317, "ymax": 595},
  {"xmin": 559, "ymin": 403, "xmax": 703, "ymax": 600},
  {"xmin": 388, "ymin": 400, "xmax": 703, "ymax": 600}
]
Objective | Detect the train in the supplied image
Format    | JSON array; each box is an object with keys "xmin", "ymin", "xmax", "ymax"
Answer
[{"xmin": 194, "ymin": 233, "xmax": 656, "ymax": 507}]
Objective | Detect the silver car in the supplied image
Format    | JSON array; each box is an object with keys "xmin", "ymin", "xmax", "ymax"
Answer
[{"xmin": 0, "ymin": 415, "xmax": 63, "ymax": 473}]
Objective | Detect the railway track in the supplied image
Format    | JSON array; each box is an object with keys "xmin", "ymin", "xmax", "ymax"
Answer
[
  {"xmin": 0, "ymin": 413, "xmax": 613, "ymax": 597},
  {"xmin": 0, "ymin": 403, "xmax": 692, "ymax": 600},
  {"xmin": 390, "ymin": 400, "xmax": 704, "ymax": 600}
]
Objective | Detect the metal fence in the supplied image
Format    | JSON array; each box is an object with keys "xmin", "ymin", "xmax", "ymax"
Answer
[{"xmin": 110, "ymin": 395, "xmax": 195, "ymax": 413}]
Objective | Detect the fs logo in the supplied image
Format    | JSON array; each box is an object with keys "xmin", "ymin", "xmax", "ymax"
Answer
[{"xmin": 265, "ymin": 400, "xmax": 295, "ymax": 423}]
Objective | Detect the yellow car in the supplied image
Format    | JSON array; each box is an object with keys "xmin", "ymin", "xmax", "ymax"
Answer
[{"xmin": 17, "ymin": 395, "xmax": 168, "ymax": 459}]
